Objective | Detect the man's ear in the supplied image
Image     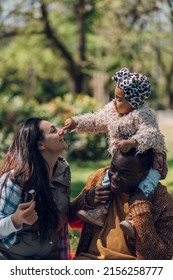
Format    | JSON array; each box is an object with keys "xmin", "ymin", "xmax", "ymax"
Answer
[{"xmin": 38, "ymin": 141, "xmax": 45, "ymax": 151}]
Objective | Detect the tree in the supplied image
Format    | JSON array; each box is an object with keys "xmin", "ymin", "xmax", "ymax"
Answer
[
  {"xmin": 0, "ymin": 0, "xmax": 100, "ymax": 96},
  {"xmin": 111, "ymin": 0, "xmax": 173, "ymax": 108},
  {"xmin": 0, "ymin": 0, "xmax": 173, "ymax": 107}
]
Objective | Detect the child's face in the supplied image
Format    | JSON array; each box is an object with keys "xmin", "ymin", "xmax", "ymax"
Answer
[{"xmin": 114, "ymin": 85, "xmax": 134, "ymax": 115}]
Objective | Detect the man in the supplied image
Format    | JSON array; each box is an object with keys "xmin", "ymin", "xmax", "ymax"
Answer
[{"xmin": 69, "ymin": 148, "xmax": 173, "ymax": 260}]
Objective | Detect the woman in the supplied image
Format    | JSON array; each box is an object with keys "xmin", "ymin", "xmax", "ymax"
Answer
[{"xmin": 0, "ymin": 117, "xmax": 71, "ymax": 259}]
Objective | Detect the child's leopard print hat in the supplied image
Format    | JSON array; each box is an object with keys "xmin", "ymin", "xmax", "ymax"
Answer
[{"xmin": 112, "ymin": 67, "xmax": 151, "ymax": 109}]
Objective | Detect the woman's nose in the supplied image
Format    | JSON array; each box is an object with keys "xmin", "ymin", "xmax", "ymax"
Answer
[{"xmin": 58, "ymin": 128, "xmax": 64, "ymax": 136}]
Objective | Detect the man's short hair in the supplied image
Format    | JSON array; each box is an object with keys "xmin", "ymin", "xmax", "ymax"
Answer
[{"xmin": 117, "ymin": 148, "xmax": 154, "ymax": 171}]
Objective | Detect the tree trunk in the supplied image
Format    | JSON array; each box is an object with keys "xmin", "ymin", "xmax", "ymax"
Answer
[
  {"xmin": 71, "ymin": 66, "xmax": 84, "ymax": 95},
  {"xmin": 165, "ymin": 78, "xmax": 173, "ymax": 109},
  {"xmin": 40, "ymin": 0, "xmax": 88, "ymax": 97},
  {"xmin": 25, "ymin": 65, "xmax": 36, "ymax": 101},
  {"xmin": 92, "ymin": 71, "xmax": 109, "ymax": 106}
]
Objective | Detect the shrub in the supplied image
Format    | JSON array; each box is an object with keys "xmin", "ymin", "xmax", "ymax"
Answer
[{"xmin": 0, "ymin": 93, "xmax": 108, "ymax": 160}]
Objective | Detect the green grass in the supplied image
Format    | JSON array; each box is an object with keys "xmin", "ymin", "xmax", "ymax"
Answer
[
  {"xmin": 69, "ymin": 159, "xmax": 111, "ymax": 200},
  {"xmin": 159, "ymin": 122, "xmax": 173, "ymax": 194},
  {"xmin": 162, "ymin": 157, "xmax": 173, "ymax": 195}
]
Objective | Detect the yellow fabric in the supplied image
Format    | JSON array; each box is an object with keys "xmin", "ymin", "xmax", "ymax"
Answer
[{"xmin": 75, "ymin": 173, "xmax": 136, "ymax": 260}]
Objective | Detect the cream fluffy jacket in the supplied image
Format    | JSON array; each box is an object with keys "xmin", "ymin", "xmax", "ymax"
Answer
[{"xmin": 73, "ymin": 101, "xmax": 167, "ymax": 156}]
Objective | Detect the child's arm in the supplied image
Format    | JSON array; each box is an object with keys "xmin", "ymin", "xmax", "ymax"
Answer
[{"xmin": 63, "ymin": 102, "xmax": 115, "ymax": 133}]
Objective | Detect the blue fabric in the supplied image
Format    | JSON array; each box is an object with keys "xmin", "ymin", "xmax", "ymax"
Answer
[
  {"xmin": 101, "ymin": 169, "xmax": 110, "ymax": 186},
  {"xmin": 138, "ymin": 168, "xmax": 161, "ymax": 197},
  {"xmin": 0, "ymin": 174, "xmax": 22, "ymax": 248},
  {"xmin": 101, "ymin": 170, "xmax": 111, "ymax": 209}
]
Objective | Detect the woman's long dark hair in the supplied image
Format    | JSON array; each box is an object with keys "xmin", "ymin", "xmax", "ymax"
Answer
[{"xmin": 0, "ymin": 117, "xmax": 60, "ymax": 238}]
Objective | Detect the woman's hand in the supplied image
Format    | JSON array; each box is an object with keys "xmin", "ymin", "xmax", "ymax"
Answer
[
  {"xmin": 86, "ymin": 184, "xmax": 111, "ymax": 207},
  {"xmin": 11, "ymin": 201, "xmax": 38, "ymax": 229}
]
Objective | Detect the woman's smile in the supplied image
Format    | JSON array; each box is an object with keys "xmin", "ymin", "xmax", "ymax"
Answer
[{"xmin": 59, "ymin": 137, "xmax": 65, "ymax": 142}]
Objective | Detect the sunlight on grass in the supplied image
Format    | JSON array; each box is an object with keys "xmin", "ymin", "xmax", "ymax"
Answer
[
  {"xmin": 160, "ymin": 122, "xmax": 173, "ymax": 195},
  {"xmin": 162, "ymin": 158, "xmax": 173, "ymax": 195},
  {"xmin": 69, "ymin": 159, "xmax": 110, "ymax": 200}
]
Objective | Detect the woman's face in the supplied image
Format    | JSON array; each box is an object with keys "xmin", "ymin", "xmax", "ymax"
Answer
[
  {"xmin": 114, "ymin": 85, "xmax": 133, "ymax": 115},
  {"xmin": 108, "ymin": 150, "xmax": 147, "ymax": 194},
  {"xmin": 39, "ymin": 120, "xmax": 68, "ymax": 155}
]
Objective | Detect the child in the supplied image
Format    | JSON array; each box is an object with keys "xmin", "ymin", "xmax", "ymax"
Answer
[{"xmin": 63, "ymin": 67, "xmax": 168, "ymax": 238}]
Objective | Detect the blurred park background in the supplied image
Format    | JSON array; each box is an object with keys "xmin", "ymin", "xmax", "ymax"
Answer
[
  {"xmin": 1, "ymin": 0, "xmax": 173, "ymax": 251},
  {"xmin": 0, "ymin": 1, "xmax": 173, "ymax": 196}
]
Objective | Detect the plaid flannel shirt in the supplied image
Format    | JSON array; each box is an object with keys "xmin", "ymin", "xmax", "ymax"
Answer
[
  {"xmin": 0, "ymin": 174, "xmax": 71, "ymax": 259},
  {"xmin": 0, "ymin": 158, "xmax": 71, "ymax": 258},
  {"xmin": 56, "ymin": 222, "xmax": 71, "ymax": 260},
  {"xmin": 0, "ymin": 174, "xmax": 22, "ymax": 248}
]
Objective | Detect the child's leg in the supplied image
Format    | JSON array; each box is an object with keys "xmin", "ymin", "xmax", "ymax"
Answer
[
  {"xmin": 77, "ymin": 170, "xmax": 110, "ymax": 227},
  {"xmin": 77, "ymin": 204, "xmax": 108, "ymax": 227},
  {"xmin": 137, "ymin": 168, "xmax": 161, "ymax": 197},
  {"xmin": 120, "ymin": 209, "xmax": 135, "ymax": 238}
]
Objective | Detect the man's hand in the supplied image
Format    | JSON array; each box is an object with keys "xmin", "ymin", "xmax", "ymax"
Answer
[
  {"xmin": 63, "ymin": 118, "xmax": 78, "ymax": 131},
  {"xmin": 86, "ymin": 184, "xmax": 111, "ymax": 207},
  {"xmin": 117, "ymin": 139, "xmax": 137, "ymax": 153},
  {"xmin": 11, "ymin": 201, "xmax": 38, "ymax": 229}
]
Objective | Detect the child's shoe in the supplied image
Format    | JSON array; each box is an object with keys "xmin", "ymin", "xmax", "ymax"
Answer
[
  {"xmin": 77, "ymin": 205, "xmax": 108, "ymax": 227},
  {"xmin": 119, "ymin": 220, "xmax": 135, "ymax": 238}
]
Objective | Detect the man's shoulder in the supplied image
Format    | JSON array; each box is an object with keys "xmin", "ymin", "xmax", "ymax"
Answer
[
  {"xmin": 156, "ymin": 183, "xmax": 172, "ymax": 196},
  {"xmin": 85, "ymin": 166, "xmax": 110, "ymax": 189},
  {"xmin": 154, "ymin": 183, "xmax": 173, "ymax": 210}
]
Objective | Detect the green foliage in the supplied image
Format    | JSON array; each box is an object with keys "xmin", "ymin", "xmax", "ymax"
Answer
[
  {"xmin": 0, "ymin": 93, "xmax": 108, "ymax": 161},
  {"xmin": 1, "ymin": 0, "xmax": 173, "ymax": 108},
  {"xmin": 0, "ymin": 35, "xmax": 68, "ymax": 101},
  {"xmin": 163, "ymin": 158, "xmax": 173, "ymax": 195}
]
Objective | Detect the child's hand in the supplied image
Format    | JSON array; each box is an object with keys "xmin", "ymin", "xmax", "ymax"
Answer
[
  {"xmin": 11, "ymin": 201, "xmax": 38, "ymax": 229},
  {"xmin": 117, "ymin": 139, "xmax": 137, "ymax": 153},
  {"xmin": 63, "ymin": 118, "xmax": 78, "ymax": 130}
]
